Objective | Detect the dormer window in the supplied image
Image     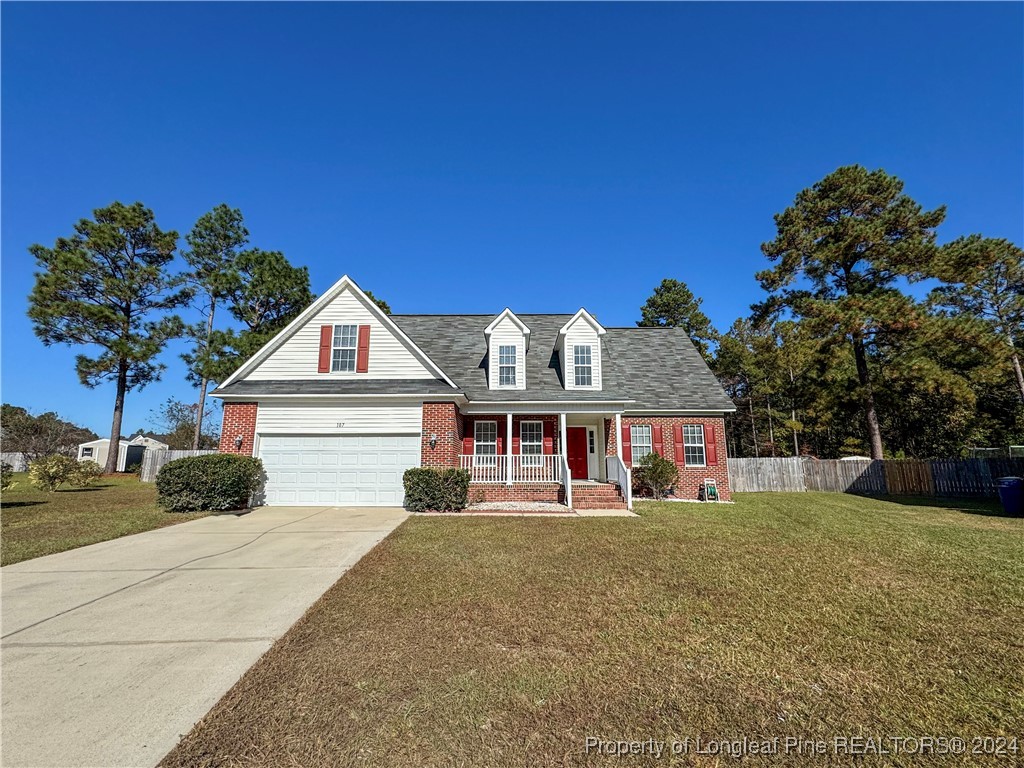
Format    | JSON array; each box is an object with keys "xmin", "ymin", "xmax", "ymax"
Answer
[
  {"xmin": 573, "ymin": 345, "xmax": 593, "ymax": 387},
  {"xmin": 498, "ymin": 345, "xmax": 517, "ymax": 386},
  {"xmin": 332, "ymin": 324, "xmax": 358, "ymax": 372}
]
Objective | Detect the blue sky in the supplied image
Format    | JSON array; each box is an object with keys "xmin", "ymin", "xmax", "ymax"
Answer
[{"xmin": 2, "ymin": 2, "xmax": 1022, "ymax": 436}]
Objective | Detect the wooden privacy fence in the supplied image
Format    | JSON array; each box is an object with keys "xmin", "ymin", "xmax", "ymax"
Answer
[
  {"xmin": 727, "ymin": 457, "xmax": 1024, "ymax": 498},
  {"xmin": 140, "ymin": 449, "xmax": 217, "ymax": 482}
]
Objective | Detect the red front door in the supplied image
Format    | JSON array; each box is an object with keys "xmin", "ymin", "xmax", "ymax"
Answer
[{"xmin": 567, "ymin": 427, "xmax": 589, "ymax": 479}]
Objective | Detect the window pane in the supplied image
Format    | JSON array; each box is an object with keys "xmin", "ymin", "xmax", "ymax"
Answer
[
  {"xmin": 631, "ymin": 425, "xmax": 652, "ymax": 465},
  {"xmin": 683, "ymin": 425, "xmax": 706, "ymax": 465},
  {"xmin": 575, "ymin": 366, "xmax": 592, "ymax": 386},
  {"xmin": 499, "ymin": 366, "xmax": 516, "ymax": 386}
]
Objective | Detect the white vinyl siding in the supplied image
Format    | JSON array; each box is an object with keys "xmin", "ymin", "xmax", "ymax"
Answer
[
  {"xmin": 488, "ymin": 316, "xmax": 526, "ymax": 390},
  {"xmin": 630, "ymin": 425, "xmax": 652, "ymax": 465},
  {"xmin": 331, "ymin": 324, "xmax": 358, "ymax": 372},
  {"xmin": 245, "ymin": 286, "xmax": 434, "ymax": 380},
  {"xmin": 498, "ymin": 345, "xmax": 516, "ymax": 386},
  {"xmin": 255, "ymin": 401, "xmax": 422, "ymax": 435},
  {"xmin": 683, "ymin": 424, "xmax": 706, "ymax": 466},
  {"xmin": 562, "ymin": 321, "xmax": 601, "ymax": 390}
]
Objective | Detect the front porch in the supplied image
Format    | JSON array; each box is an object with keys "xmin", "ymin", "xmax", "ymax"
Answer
[{"xmin": 456, "ymin": 411, "xmax": 632, "ymax": 510}]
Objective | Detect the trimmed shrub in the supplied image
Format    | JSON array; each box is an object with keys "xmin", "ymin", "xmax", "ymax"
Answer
[
  {"xmin": 403, "ymin": 467, "xmax": 470, "ymax": 512},
  {"xmin": 1, "ymin": 462, "xmax": 14, "ymax": 492},
  {"xmin": 156, "ymin": 454, "xmax": 264, "ymax": 512},
  {"xmin": 69, "ymin": 460, "xmax": 104, "ymax": 487},
  {"xmin": 28, "ymin": 455, "xmax": 80, "ymax": 493},
  {"xmin": 633, "ymin": 452, "xmax": 678, "ymax": 500}
]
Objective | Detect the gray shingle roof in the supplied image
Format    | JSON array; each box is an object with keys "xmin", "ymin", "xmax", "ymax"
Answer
[
  {"xmin": 214, "ymin": 314, "xmax": 734, "ymax": 412},
  {"xmin": 391, "ymin": 315, "xmax": 735, "ymax": 412}
]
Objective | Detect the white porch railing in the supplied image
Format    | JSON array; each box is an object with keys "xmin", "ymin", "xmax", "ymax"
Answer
[
  {"xmin": 459, "ymin": 454, "xmax": 562, "ymax": 484},
  {"xmin": 606, "ymin": 455, "xmax": 633, "ymax": 510},
  {"xmin": 561, "ymin": 454, "xmax": 573, "ymax": 508}
]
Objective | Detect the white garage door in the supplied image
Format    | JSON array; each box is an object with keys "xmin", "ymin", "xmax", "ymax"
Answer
[{"xmin": 258, "ymin": 435, "xmax": 420, "ymax": 506}]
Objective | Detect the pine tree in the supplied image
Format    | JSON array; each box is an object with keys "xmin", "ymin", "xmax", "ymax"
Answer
[
  {"xmin": 28, "ymin": 202, "xmax": 188, "ymax": 472},
  {"xmin": 638, "ymin": 278, "xmax": 718, "ymax": 360},
  {"xmin": 757, "ymin": 165, "xmax": 946, "ymax": 458}
]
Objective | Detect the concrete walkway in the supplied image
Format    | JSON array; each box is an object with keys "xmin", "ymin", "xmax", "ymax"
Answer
[{"xmin": 1, "ymin": 506, "xmax": 408, "ymax": 768}]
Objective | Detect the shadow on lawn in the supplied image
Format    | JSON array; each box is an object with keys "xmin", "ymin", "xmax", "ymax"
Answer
[
  {"xmin": 1, "ymin": 501, "xmax": 44, "ymax": 508},
  {"xmin": 875, "ymin": 494, "xmax": 1016, "ymax": 518}
]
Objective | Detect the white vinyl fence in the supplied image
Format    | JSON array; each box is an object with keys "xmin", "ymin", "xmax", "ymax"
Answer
[
  {"xmin": 0, "ymin": 453, "xmax": 29, "ymax": 472},
  {"xmin": 140, "ymin": 449, "xmax": 218, "ymax": 482}
]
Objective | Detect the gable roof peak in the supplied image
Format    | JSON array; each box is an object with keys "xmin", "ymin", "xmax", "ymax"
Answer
[
  {"xmin": 483, "ymin": 308, "xmax": 532, "ymax": 337},
  {"xmin": 558, "ymin": 308, "xmax": 606, "ymax": 336}
]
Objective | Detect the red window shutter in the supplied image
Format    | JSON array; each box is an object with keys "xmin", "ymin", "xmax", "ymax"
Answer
[
  {"xmin": 495, "ymin": 416, "xmax": 504, "ymax": 455},
  {"xmin": 462, "ymin": 436, "xmax": 474, "ymax": 455},
  {"xmin": 673, "ymin": 424, "xmax": 685, "ymax": 466},
  {"xmin": 318, "ymin": 325, "xmax": 333, "ymax": 373},
  {"xmin": 356, "ymin": 325, "xmax": 370, "ymax": 373},
  {"xmin": 542, "ymin": 420, "xmax": 554, "ymax": 455},
  {"xmin": 705, "ymin": 424, "xmax": 718, "ymax": 466},
  {"xmin": 512, "ymin": 437, "xmax": 521, "ymax": 454},
  {"xmin": 621, "ymin": 425, "xmax": 632, "ymax": 466},
  {"xmin": 652, "ymin": 426, "xmax": 664, "ymax": 456}
]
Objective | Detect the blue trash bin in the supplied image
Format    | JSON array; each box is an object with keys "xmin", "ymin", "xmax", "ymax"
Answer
[{"xmin": 996, "ymin": 477, "xmax": 1023, "ymax": 517}]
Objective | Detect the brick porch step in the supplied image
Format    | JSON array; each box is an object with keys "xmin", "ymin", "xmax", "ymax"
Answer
[{"xmin": 570, "ymin": 482, "xmax": 627, "ymax": 509}]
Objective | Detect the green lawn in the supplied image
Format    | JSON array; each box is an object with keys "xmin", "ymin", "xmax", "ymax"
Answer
[
  {"xmin": 1, "ymin": 473, "xmax": 208, "ymax": 565},
  {"xmin": 160, "ymin": 493, "xmax": 1023, "ymax": 767}
]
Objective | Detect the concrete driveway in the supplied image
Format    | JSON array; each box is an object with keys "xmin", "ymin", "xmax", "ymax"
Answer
[{"xmin": 1, "ymin": 505, "xmax": 408, "ymax": 768}]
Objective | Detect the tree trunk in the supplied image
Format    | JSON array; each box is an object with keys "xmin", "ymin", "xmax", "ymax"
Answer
[
  {"xmin": 766, "ymin": 394, "xmax": 776, "ymax": 457},
  {"xmin": 789, "ymin": 366, "xmax": 799, "ymax": 456},
  {"xmin": 1008, "ymin": 337, "xmax": 1024, "ymax": 406},
  {"xmin": 747, "ymin": 386, "xmax": 760, "ymax": 458},
  {"xmin": 192, "ymin": 302, "xmax": 216, "ymax": 450},
  {"xmin": 852, "ymin": 334, "xmax": 884, "ymax": 459},
  {"xmin": 105, "ymin": 361, "xmax": 129, "ymax": 473}
]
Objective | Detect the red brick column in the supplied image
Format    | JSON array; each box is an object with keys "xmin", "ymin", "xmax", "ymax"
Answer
[
  {"xmin": 219, "ymin": 402, "xmax": 258, "ymax": 456},
  {"xmin": 421, "ymin": 402, "xmax": 461, "ymax": 468}
]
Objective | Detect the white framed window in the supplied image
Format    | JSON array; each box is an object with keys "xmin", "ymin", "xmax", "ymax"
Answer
[
  {"xmin": 331, "ymin": 324, "xmax": 358, "ymax": 372},
  {"xmin": 573, "ymin": 345, "xmax": 593, "ymax": 386},
  {"xmin": 474, "ymin": 421, "xmax": 498, "ymax": 466},
  {"xmin": 82, "ymin": 447, "xmax": 93, "ymax": 457},
  {"xmin": 498, "ymin": 345, "xmax": 516, "ymax": 386},
  {"xmin": 520, "ymin": 420, "xmax": 543, "ymax": 466},
  {"xmin": 683, "ymin": 425, "xmax": 706, "ymax": 466},
  {"xmin": 630, "ymin": 424, "xmax": 652, "ymax": 465}
]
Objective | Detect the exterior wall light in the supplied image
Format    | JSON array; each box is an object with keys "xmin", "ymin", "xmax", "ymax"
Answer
[
  {"xmin": 234, "ymin": 435, "xmax": 244, "ymax": 451},
  {"xmin": 430, "ymin": 433, "xmax": 438, "ymax": 450}
]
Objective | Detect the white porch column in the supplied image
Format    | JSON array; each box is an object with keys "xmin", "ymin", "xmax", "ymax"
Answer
[
  {"xmin": 505, "ymin": 411, "xmax": 514, "ymax": 486},
  {"xmin": 559, "ymin": 412, "xmax": 568, "ymax": 457},
  {"xmin": 614, "ymin": 413, "xmax": 623, "ymax": 461}
]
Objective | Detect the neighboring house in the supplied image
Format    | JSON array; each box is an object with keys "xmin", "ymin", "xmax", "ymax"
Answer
[
  {"xmin": 211, "ymin": 275, "xmax": 735, "ymax": 509},
  {"xmin": 77, "ymin": 432, "xmax": 170, "ymax": 471}
]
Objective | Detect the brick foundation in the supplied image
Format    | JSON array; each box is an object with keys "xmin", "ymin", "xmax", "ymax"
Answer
[
  {"xmin": 219, "ymin": 402, "xmax": 258, "ymax": 456},
  {"xmin": 468, "ymin": 483, "xmax": 565, "ymax": 504},
  {"xmin": 421, "ymin": 402, "xmax": 462, "ymax": 467},
  {"xmin": 615, "ymin": 416, "xmax": 732, "ymax": 501}
]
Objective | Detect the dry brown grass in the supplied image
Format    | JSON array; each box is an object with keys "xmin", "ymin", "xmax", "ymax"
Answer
[
  {"xmin": 161, "ymin": 493, "xmax": 1023, "ymax": 767},
  {"xmin": 1, "ymin": 473, "xmax": 208, "ymax": 565}
]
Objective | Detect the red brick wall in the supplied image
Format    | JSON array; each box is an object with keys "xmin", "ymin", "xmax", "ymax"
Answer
[
  {"xmin": 219, "ymin": 402, "xmax": 258, "ymax": 456},
  {"xmin": 618, "ymin": 416, "xmax": 731, "ymax": 501},
  {"xmin": 468, "ymin": 483, "xmax": 564, "ymax": 504},
  {"xmin": 421, "ymin": 402, "xmax": 462, "ymax": 467}
]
